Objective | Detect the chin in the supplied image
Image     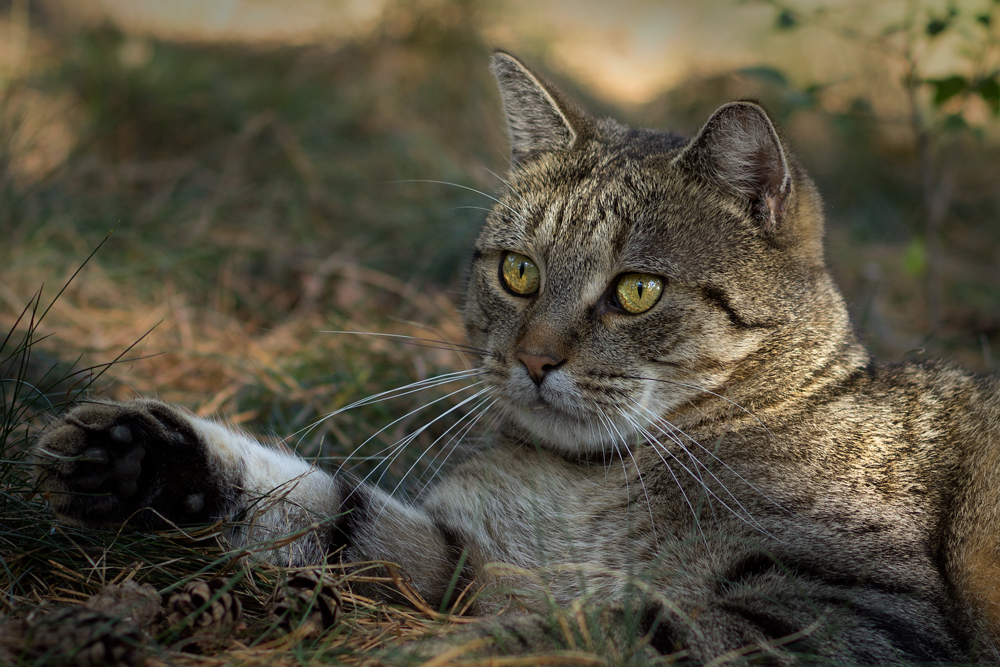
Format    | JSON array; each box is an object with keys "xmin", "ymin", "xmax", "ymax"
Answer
[{"xmin": 508, "ymin": 403, "xmax": 644, "ymax": 456}]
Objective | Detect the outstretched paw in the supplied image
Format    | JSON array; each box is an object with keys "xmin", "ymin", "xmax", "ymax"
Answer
[{"xmin": 34, "ymin": 399, "xmax": 221, "ymax": 527}]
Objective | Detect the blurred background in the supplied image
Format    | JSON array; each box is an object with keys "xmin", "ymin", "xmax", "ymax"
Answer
[{"xmin": 2, "ymin": 0, "xmax": 999, "ymax": 467}]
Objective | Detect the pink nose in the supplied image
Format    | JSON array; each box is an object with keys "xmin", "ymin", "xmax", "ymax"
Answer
[{"xmin": 516, "ymin": 352, "xmax": 565, "ymax": 386}]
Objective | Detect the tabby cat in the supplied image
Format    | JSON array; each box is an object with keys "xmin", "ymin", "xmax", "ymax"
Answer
[{"xmin": 33, "ymin": 52, "xmax": 1000, "ymax": 664}]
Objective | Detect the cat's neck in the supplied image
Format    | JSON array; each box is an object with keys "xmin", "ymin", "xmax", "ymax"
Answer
[{"xmin": 670, "ymin": 276, "xmax": 870, "ymax": 433}]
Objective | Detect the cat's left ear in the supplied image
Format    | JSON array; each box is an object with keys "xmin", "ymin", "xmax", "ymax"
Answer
[
  {"xmin": 675, "ymin": 102, "xmax": 791, "ymax": 233},
  {"xmin": 491, "ymin": 51, "xmax": 590, "ymax": 164}
]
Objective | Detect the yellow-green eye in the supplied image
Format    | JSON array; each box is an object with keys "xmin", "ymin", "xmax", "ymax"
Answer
[
  {"xmin": 615, "ymin": 273, "xmax": 664, "ymax": 314},
  {"xmin": 501, "ymin": 252, "xmax": 540, "ymax": 295}
]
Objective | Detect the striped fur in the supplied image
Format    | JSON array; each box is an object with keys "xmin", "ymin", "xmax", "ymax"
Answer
[{"xmin": 33, "ymin": 52, "xmax": 1000, "ymax": 664}]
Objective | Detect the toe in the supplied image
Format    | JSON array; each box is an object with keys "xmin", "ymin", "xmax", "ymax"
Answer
[
  {"xmin": 80, "ymin": 447, "xmax": 110, "ymax": 466},
  {"xmin": 108, "ymin": 424, "xmax": 133, "ymax": 446}
]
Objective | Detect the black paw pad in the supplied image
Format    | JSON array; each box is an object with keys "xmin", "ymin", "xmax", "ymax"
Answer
[
  {"xmin": 35, "ymin": 400, "xmax": 216, "ymax": 526},
  {"xmin": 108, "ymin": 424, "xmax": 132, "ymax": 445},
  {"xmin": 182, "ymin": 493, "xmax": 205, "ymax": 514},
  {"xmin": 112, "ymin": 445, "xmax": 145, "ymax": 498},
  {"xmin": 67, "ymin": 420, "xmax": 148, "ymax": 501}
]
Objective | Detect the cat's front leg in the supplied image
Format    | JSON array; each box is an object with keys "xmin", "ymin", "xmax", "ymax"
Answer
[
  {"xmin": 33, "ymin": 398, "xmax": 340, "ymax": 564},
  {"xmin": 34, "ymin": 398, "xmax": 465, "ymax": 593}
]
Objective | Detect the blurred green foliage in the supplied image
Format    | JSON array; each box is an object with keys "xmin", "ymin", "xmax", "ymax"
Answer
[
  {"xmin": 3, "ymin": 3, "xmax": 507, "ymax": 323},
  {"xmin": 644, "ymin": 0, "xmax": 1000, "ymax": 362}
]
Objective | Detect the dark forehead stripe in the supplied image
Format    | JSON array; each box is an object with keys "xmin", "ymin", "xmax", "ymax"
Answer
[{"xmin": 498, "ymin": 132, "xmax": 684, "ymax": 261}]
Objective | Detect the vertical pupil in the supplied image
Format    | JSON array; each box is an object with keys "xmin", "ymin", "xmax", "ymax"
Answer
[
  {"xmin": 637, "ymin": 282, "xmax": 644, "ymax": 299},
  {"xmin": 518, "ymin": 262, "xmax": 525, "ymax": 279}
]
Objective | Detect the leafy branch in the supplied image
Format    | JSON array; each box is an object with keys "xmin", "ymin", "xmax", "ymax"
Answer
[{"xmin": 757, "ymin": 0, "xmax": 1000, "ymax": 333}]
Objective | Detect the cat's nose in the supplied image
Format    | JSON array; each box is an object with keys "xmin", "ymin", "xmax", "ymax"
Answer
[{"xmin": 516, "ymin": 352, "xmax": 565, "ymax": 386}]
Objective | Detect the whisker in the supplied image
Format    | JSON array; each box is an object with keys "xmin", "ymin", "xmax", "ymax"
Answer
[
  {"xmin": 299, "ymin": 368, "xmax": 483, "ymax": 435},
  {"xmin": 374, "ymin": 387, "xmax": 494, "ymax": 515},
  {"xmin": 480, "ymin": 166, "xmax": 530, "ymax": 207},
  {"xmin": 452, "ymin": 205, "xmax": 498, "ymax": 215},
  {"xmin": 592, "ymin": 410, "xmax": 617, "ymax": 485},
  {"xmin": 415, "ymin": 395, "xmax": 499, "ymax": 496},
  {"xmin": 319, "ymin": 330, "xmax": 490, "ymax": 356},
  {"xmin": 377, "ymin": 388, "xmax": 491, "ymax": 481},
  {"xmin": 626, "ymin": 404, "xmax": 781, "ymax": 541},
  {"xmin": 637, "ymin": 420, "xmax": 766, "ymax": 540},
  {"xmin": 629, "ymin": 404, "xmax": 720, "ymax": 527},
  {"xmin": 388, "ymin": 179, "xmax": 529, "ymax": 223},
  {"xmin": 614, "ymin": 407, "xmax": 707, "ymax": 547},
  {"xmin": 598, "ymin": 405, "xmax": 657, "ymax": 542},
  {"xmin": 621, "ymin": 375, "xmax": 774, "ymax": 438},
  {"xmin": 302, "ymin": 371, "xmax": 484, "ymax": 474},
  {"xmin": 595, "ymin": 408, "xmax": 630, "ymax": 493},
  {"xmin": 335, "ymin": 380, "xmax": 485, "ymax": 476},
  {"xmin": 412, "ymin": 393, "xmax": 494, "ymax": 485},
  {"xmin": 630, "ymin": 401, "xmax": 792, "ymax": 517},
  {"xmin": 631, "ymin": 407, "xmax": 722, "ymax": 531},
  {"xmin": 660, "ymin": 419, "xmax": 793, "ymax": 519},
  {"xmin": 630, "ymin": 404, "xmax": 758, "ymax": 514}
]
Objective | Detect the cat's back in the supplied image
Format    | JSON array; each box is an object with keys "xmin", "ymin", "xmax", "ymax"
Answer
[
  {"xmin": 885, "ymin": 362, "xmax": 1000, "ymax": 644},
  {"xmin": 735, "ymin": 358, "xmax": 1000, "ymax": 645}
]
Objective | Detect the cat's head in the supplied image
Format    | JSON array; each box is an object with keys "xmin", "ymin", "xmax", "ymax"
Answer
[{"xmin": 463, "ymin": 52, "xmax": 860, "ymax": 456}]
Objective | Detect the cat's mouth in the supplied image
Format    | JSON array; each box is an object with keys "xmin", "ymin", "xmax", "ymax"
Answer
[{"xmin": 488, "ymin": 362, "xmax": 655, "ymax": 453}]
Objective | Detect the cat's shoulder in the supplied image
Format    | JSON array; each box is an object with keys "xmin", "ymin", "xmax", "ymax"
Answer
[{"xmin": 821, "ymin": 358, "xmax": 1000, "ymax": 440}]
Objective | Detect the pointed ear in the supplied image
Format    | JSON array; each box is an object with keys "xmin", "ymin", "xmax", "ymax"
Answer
[
  {"xmin": 491, "ymin": 51, "xmax": 587, "ymax": 164},
  {"xmin": 675, "ymin": 102, "xmax": 792, "ymax": 233}
]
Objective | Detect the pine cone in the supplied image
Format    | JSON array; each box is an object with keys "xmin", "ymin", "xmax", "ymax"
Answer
[
  {"xmin": 164, "ymin": 578, "xmax": 242, "ymax": 635},
  {"xmin": 86, "ymin": 580, "xmax": 163, "ymax": 633},
  {"xmin": 9, "ymin": 606, "xmax": 146, "ymax": 667},
  {"xmin": 266, "ymin": 568, "xmax": 343, "ymax": 635}
]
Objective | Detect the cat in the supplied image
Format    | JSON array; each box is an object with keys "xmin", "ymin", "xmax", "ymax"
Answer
[{"xmin": 32, "ymin": 50, "xmax": 1000, "ymax": 664}]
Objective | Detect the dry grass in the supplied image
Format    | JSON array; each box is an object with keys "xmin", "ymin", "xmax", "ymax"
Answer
[
  {"xmin": 2, "ymin": 1, "xmax": 1000, "ymax": 665},
  {"xmin": 0, "ymin": 5, "xmax": 515, "ymax": 664}
]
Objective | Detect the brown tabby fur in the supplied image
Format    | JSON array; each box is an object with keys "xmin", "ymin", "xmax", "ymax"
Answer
[{"xmin": 31, "ymin": 52, "xmax": 1000, "ymax": 664}]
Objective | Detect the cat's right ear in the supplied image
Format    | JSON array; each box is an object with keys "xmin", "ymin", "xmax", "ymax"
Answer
[{"xmin": 491, "ymin": 51, "xmax": 589, "ymax": 165}]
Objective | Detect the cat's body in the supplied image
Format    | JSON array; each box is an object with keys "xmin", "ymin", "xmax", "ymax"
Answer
[{"xmin": 32, "ymin": 52, "xmax": 1000, "ymax": 663}]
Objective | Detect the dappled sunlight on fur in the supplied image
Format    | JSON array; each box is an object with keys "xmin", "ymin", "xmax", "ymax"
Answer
[{"xmin": 26, "ymin": 51, "xmax": 1000, "ymax": 665}]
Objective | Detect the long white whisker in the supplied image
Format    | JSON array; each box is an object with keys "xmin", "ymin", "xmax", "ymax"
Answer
[
  {"xmin": 662, "ymin": 419, "xmax": 791, "ymax": 517},
  {"xmin": 631, "ymin": 401, "xmax": 791, "ymax": 517},
  {"xmin": 636, "ymin": 419, "xmax": 780, "ymax": 541},
  {"xmin": 452, "ymin": 205, "xmax": 499, "ymax": 215},
  {"xmin": 614, "ymin": 406, "xmax": 707, "ymax": 547},
  {"xmin": 616, "ymin": 399, "xmax": 777, "ymax": 540},
  {"xmin": 416, "ymin": 395, "xmax": 499, "ymax": 496},
  {"xmin": 413, "ymin": 393, "xmax": 495, "ymax": 489},
  {"xmin": 622, "ymin": 375, "xmax": 774, "ymax": 437},
  {"xmin": 632, "ymin": 408, "xmax": 766, "ymax": 529},
  {"xmin": 335, "ymin": 380, "xmax": 485, "ymax": 475},
  {"xmin": 597, "ymin": 407, "xmax": 632, "ymax": 496},
  {"xmin": 294, "ymin": 369, "xmax": 484, "ymax": 447},
  {"xmin": 625, "ymin": 402, "xmax": 720, "ymax": 527},
  {"xmin": 389, "ymin": 179, "xmax": 529, "ymax": 222},
  {"xmin": 593, "ymin": 409, "xmax": 622, "ymax": 487},
  {"xmin": 481, "ymin": 166, "xmax": 530, "ymax": 207},
  {"xmin": 603, "ymin": 406, "xmax": 658, "ymax": 543},
  {"xmin": 319, "ymin": 330, "xmax": 489, "ymax": 356},
  {"xmin": 375, "ymin": 387, "xmax": 494, "ymax": 516},
  {"xmin": 345, "ymin": 386, "xmax": 493, "ymax": 506}
]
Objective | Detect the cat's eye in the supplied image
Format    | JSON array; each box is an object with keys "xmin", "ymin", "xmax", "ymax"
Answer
[
  {"xmin": 615, "ymin": 273, "xmax": 663, "ymax": 314},
  {"xmin": 500, "ymin": 252, "xmax": 540, "ymax": 296}
]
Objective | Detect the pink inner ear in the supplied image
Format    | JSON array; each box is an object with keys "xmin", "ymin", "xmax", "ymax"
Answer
[
  {"xmin": 743, "ymin": 144, "xmax": 791, "ymax": 233},
  {"xmin": 761, "ymin": 189, "xmax": 787, "ymax": 234}
]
